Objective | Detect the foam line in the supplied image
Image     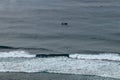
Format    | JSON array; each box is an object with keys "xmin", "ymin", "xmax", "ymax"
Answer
[
  {"xmin": 0, "ymin": 50, "xmax": 120, "ymax": 62},
  {"xmin": 0, "ymin": 51, "xmax": 69, "ymax": 58},
  {"xmin": 69, "ymin": 53, "xmax": 120, "ymax": 61},
  {"xmin": 0, "ymin": 51, "xmax": 35, "ymax": 58}
]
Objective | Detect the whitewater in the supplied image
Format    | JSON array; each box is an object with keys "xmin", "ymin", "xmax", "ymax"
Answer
[
  {"xmin": 0, "ymin": 50, "xmax": 119, "ymax": 79},
  {"xmin": 0, "ymin": 0, "xmax": 120, "ymax": 79}
]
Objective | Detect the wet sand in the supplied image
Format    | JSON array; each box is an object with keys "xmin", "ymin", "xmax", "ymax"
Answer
[{"xmin": 0, "ymin": 72, "xmax": 119, "ymax": 80}]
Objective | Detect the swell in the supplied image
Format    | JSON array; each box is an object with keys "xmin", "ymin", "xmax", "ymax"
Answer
[
  {"xmin": 36, "ymin": 54, "xmax": 69, "ymax": 58},
  {"xmin": 0, "ymin": 45, "xmax": 53, "ymax": 51}
]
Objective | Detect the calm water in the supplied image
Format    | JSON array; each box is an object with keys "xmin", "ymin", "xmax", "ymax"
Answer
[{"xmin": 0, "ymin": 0, "xmax": 120, "ymax": 54}]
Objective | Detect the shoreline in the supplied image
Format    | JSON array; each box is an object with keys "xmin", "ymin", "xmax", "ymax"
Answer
[{"xmin": 0, "ymin": 72, "xmax": 119, "ymax": 80}]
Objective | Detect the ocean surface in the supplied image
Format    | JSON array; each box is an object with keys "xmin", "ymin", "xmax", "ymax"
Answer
[
  {"xmin": 0, "ymin": 0, "xmax": 120, "ymax": 79},
  {"xmin": 0, "ymin": 0, "xmax": 120, "ymax": 53}
]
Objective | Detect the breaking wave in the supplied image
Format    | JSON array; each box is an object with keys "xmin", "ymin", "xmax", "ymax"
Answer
[
  {"xmin": 0, "ymin": 50, "xmax": 120, "ymax": 61},
  {"xmin": 0, "ymin": 50, "xmax": 119, "ymax": 79},
  {"xmin": 69, "ymin": 53, "xmax": 120, "ymax": 61},
  {"xmin": 0, "ymin": 50, "xmax": 69, "ymax": 58},
  {"xmin": 0, "ymin": 51, "xmax": 35, "ymax": 58}
]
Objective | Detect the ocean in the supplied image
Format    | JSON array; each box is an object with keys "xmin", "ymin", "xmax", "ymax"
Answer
[
  {"xmin": 0, "ymin": 0, "xmax": 120, "ymax": 79},
  {"xmin": 1, "ymin": 0, "xmax": 120, "ymax": 53}
]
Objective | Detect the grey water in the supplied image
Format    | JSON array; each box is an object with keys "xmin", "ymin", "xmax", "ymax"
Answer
[{"xmin": 0, "ymin": 0, "xmax": 120, "ymax": 54}]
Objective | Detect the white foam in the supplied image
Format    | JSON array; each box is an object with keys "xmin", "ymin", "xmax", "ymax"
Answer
[
  {"xmin": 0, "ymin": 57, "xmax": 119, "ymax": 79},
  {"xmin": 0, "ymin": 51, "xmax": 35, "ymax": 58},
  {"xmin": 69, "ymin": 53, "xmax": 120, "ymax": 61},
  {"xmin": 0, "ymin": 52, "xmax": 119, "ymax": 79}
]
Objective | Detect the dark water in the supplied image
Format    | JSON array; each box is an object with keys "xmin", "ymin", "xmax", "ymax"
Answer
[{"xmin": 0, "ymin": 0, "xmax": 120, "ymax": 54}]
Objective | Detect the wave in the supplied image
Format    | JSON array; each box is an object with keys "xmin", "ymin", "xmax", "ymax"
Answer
[
  {"xmin": 0, "ymin": 51, "xmax": 119, "ymax": 79},
  {"xmin": 0, "ymin": 50, "xmax": 120, "ymax": 62},
  {"xmin": 69, "ymin": 53, "xmax": 120, "ymax": 61},
  {"xmin": 0, "ymin": 51, "xmax": 35, "ymax": 58},
  {"xmin": 36, "ymin": 54, "xmax": 69, "ymax": 57},
  {"xmin": 0, "ymin": 50, "xmax": 69, "ymax": 58},
  {"xmin": 0, "ymin": 45, "xmax": 53, "ymax": 51},
  {"xmin": 0, "ymin": 46, "xmax": 16, "ymax": 49}
]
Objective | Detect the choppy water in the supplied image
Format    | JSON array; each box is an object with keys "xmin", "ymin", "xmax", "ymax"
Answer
[{"xmin": 0, "ymin": 0, "xmax": 120, "ymax": 79}]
